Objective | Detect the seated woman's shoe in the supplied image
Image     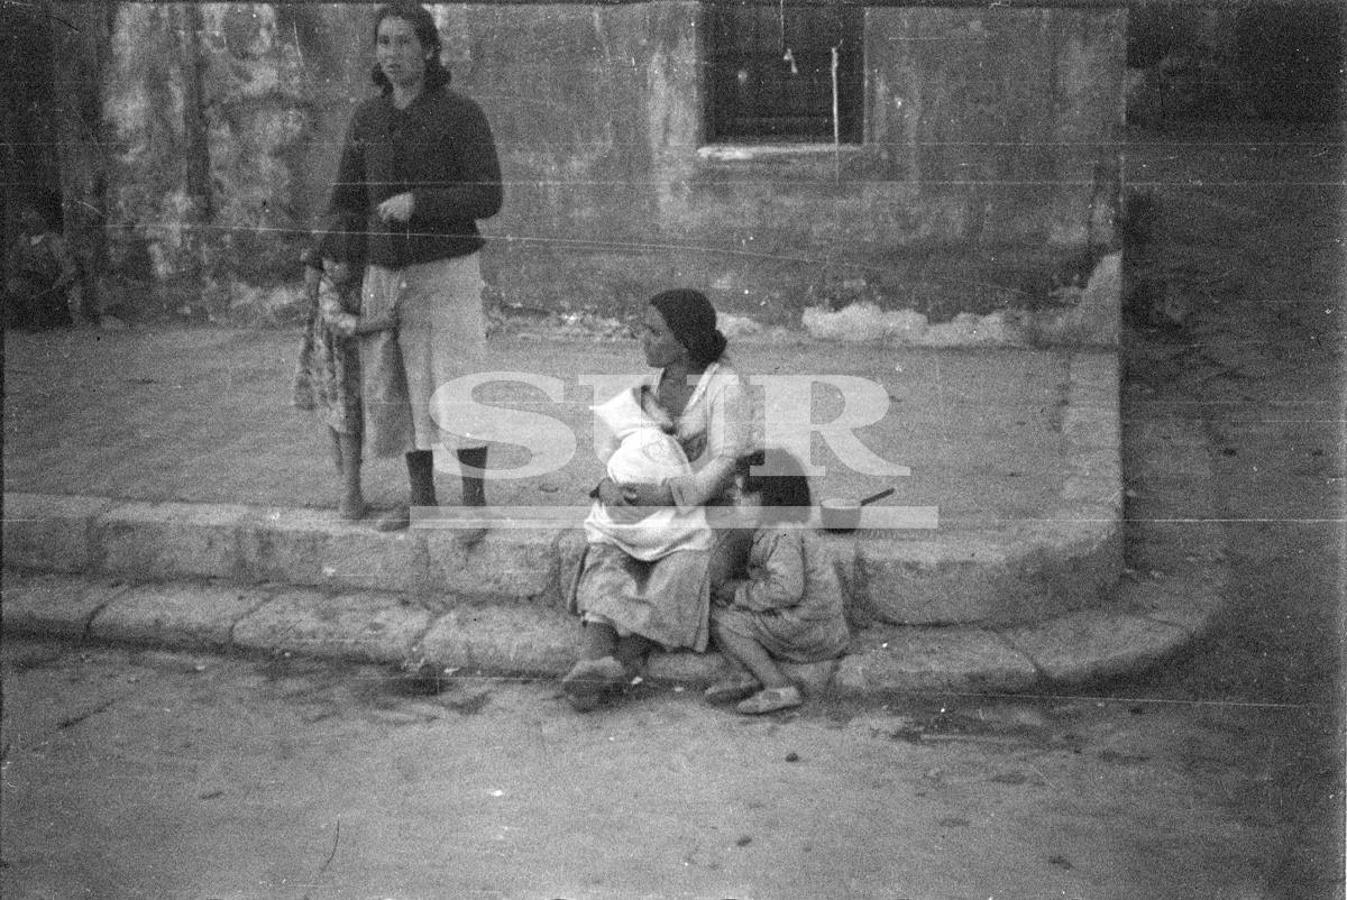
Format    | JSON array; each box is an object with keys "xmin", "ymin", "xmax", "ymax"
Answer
[
  {"xmin": 704, "ymin": 676, "xmax": 760, "ymax": 704},
  {"xmin": 735, "ymin": 685, "xmax": 803, "ymax": 715},
  {"xmin": 561, "ymin": 656, "xmax": 628, "ymax": 711}
]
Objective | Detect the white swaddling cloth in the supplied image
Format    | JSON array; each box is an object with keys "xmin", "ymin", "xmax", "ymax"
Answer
[{"xmin": 583, "ymin": 387, "xmax": 710, "ymax": 560}]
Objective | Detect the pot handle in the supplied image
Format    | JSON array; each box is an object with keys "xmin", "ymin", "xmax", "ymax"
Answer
[{"xmin": 859, "ymin": 487, "xmax": 895, "ymax": 506}]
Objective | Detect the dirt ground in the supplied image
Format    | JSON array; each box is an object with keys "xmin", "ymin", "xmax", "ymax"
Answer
[
  {"xmin": 1112, "ymin": 121, "xmax": 1345, "ymax": 897},
  {"xmin": 0, "ymin": 638, "xmax": 1316, "ymax": 899},
  {"xmin": 1, "ymin": 123, "xmax": 1343, "ymax": 899}
]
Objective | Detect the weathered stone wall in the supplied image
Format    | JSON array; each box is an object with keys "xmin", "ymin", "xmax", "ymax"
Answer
[
  {"xmin": 467, "ymin": 3, "xmax": 1125, "ymax": 328},
  {"xmin": 65, "ymin": 1, "xmax": 1126, "ymax": 338},
  {"xmin": 91, "ymin": 3, "xmax": 369, "ymax": 319}
]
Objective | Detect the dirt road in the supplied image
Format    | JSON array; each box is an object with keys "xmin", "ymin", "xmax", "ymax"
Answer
[
  {"xmin": 0, "ymin": 635, "xmax": 1303, "ymax": 899},
  {"xmin": 1115, "ymin": 121, "xmax": 1345, "ymax": 897}
]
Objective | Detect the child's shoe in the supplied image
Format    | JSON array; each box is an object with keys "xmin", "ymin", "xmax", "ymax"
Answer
[
  {"xmin": 736, "ymin": 685, "xmax": 803, "ymax": 715},
  {"xmin": 704, "ymin": 676, "xmax": 760, "ymax": 704}
]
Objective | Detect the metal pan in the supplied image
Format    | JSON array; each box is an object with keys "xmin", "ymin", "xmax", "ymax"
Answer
[{"xmin": 820, "ymin": 487, "xmax": 895, "ymax": 533}]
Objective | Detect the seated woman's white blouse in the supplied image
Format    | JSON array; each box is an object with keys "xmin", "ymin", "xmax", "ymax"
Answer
[
  {"xmin": 585, "ymin": 387, "xmax": 708, "ymax": 560},
  {"xmin": 642, "ymin": 358, "xmax": 754, "ymax": 510}
]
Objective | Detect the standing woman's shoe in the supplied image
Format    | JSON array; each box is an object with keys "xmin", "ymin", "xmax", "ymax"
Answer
[
  {"xmin": 456, "ymin": 446, "xmax": 488, "ymax": 507},
  {"xmin": 376, "ymin": 449, "xmax": 436, "ymax": 531}
]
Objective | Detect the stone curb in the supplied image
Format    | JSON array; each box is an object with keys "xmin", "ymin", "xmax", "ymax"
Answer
[
  {"xmin": 0, "ymin": 552, "xmax": 1223, "ymax": 697},
  {"xmin": 1, "ymin": 414, "xmax": 1220, "ymax": 700},
  {"xmin": 1, "ymin": 384, "xmax": 1221, "ymax": 698},
  {"xmin": 8, "ymin": 341, "xmax": 1236, "ymax": 697},
  {"xmin": 0, "ymin": 491, "xmax": 1120, "ymax": 628}
]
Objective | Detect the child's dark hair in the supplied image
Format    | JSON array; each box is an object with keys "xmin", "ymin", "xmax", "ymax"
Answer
[{"xmin": 739, "ymin": 448, "xmax": 811, "ymax": 522}]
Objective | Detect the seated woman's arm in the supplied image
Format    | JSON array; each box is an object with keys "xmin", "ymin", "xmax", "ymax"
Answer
[{"xmin": 667, "ymin": 372, "xmax": 753, "ymax": 509}]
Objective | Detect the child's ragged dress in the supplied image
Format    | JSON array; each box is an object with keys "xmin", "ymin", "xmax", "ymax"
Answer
[
  {"xmin": 711, "ymin": 526, "xmax": 851, "ymax": 663},
  {"xmin": 292, "ymin": 252, "xmax": 363, "ymax": 438}
]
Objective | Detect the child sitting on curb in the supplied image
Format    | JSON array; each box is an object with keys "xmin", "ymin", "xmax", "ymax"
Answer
[{"xmin": 706, "ymin": 448, "xmax": 851, "ymax": 714}]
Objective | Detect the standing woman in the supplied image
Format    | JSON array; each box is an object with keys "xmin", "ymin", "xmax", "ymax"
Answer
[{"xmin": 328, "ymin": 1, "xmax": 503, "ymax": 530}]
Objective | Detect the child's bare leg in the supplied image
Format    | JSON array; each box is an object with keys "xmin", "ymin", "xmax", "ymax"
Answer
[
  {"xmin": 337, "ymin": 430, "xmax": 365, "ymax": 520},
  {"xmin": 712, "ymin": 622, "xmax": 791, "ymax": 690}
]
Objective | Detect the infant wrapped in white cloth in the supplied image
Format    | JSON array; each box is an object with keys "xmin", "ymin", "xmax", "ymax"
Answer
[{"xmin": 583, "ymin": 386, "xmax": 709, "ymax": 560}]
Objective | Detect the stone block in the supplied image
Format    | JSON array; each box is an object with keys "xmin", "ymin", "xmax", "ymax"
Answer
[
  {"xmin": 855, "ymin": 537, "xmax": 1015, "ymax": 625},
  {"xmin": 96, "ymin": 500, "xmax": 247, "ymax": 581},
  {"xmin": 90, "ymin": 581, "xmax": 270, "ymax": 648},
  {"xmin": 417, "ymin": 603, "xmax": 580, "ymax": 675},
  {"xmin": 415, "ymin": 531, "xmax": 470, "ymax": 610},
  {"xmin": 996, "ymin": 608, "xmax": 1190, "ymax": 685},
  {"xmin": 237, "ymin": 508, "xmax": 425, "ymax": 593},
  {"xmin": 423, "ymin": 527, "xmax": 561, "ymax": 601},
  {"xmin": 1129, "ymin": 561, "xmax": 1227, "ymax": 638},
  {"xmin": 1, "ymin": 571, "xmax": 128, "ymax": 637},
  {"xmin": 858, "ymin": 518, "xmax": 1121, "ymax": 626},
  {"xmin": 322, "ymin": 527, "xmax": 426, "ymax": 593},
  {"xmin": 236, "ymin": 508, "xmax": 328, "ymax": 584},
  {"xmin": 2, "ymin": 493, "xmax": 112, "ymax": 573},
  {"xmin": 832, "ymin": 627, "xmax": 1039, "ymax": 696},
  {"xmin": 232, "ymin": 588, "xmax": 431, "ymax": 662},
  {"xmin": 645, "ymin": 649, "xmax": 725, "ymax": 687}
]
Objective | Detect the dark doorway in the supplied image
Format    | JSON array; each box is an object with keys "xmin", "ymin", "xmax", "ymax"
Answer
[
  {"xmin": 1237, "ymin": 3, "xmax": 1345, "ymax": 122},
  {"xmin": 2, "ymin": 2, "xmax": 64, "ymax": 291}
]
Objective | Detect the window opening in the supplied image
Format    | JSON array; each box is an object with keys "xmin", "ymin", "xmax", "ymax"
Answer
[{"xmin": 705, "ymin": 3, "xmax": 863, "ymax": 144}]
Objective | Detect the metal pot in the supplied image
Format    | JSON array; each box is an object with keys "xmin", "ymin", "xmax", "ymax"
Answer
[{"xmin": 820, "ymin": 487, "xmax": 895, "ymax": 533}]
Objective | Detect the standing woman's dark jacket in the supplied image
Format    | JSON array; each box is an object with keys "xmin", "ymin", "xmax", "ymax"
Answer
[{"xmin": 329, "ymin": 86, "xmax": 502, "ymax": 269}]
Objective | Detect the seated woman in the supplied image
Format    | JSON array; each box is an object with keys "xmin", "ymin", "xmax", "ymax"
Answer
[{"xmin": 563, "ymin": 289, "xmax": 756, "ymax": 710}]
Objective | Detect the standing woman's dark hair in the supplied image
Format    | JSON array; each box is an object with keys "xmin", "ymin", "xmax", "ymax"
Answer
[
  {"xmin": 648, "ymin": 288, "xmax": 728, "ymax": 368},
  {"xmin": 369, "ymin": 2, "xmax": 451, "ymax": 94}
]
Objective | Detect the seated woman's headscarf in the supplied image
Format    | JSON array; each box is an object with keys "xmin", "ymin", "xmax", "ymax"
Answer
[{"xmin": 648, "ymin": 289, "xmax": 728, "ymax": 367}]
